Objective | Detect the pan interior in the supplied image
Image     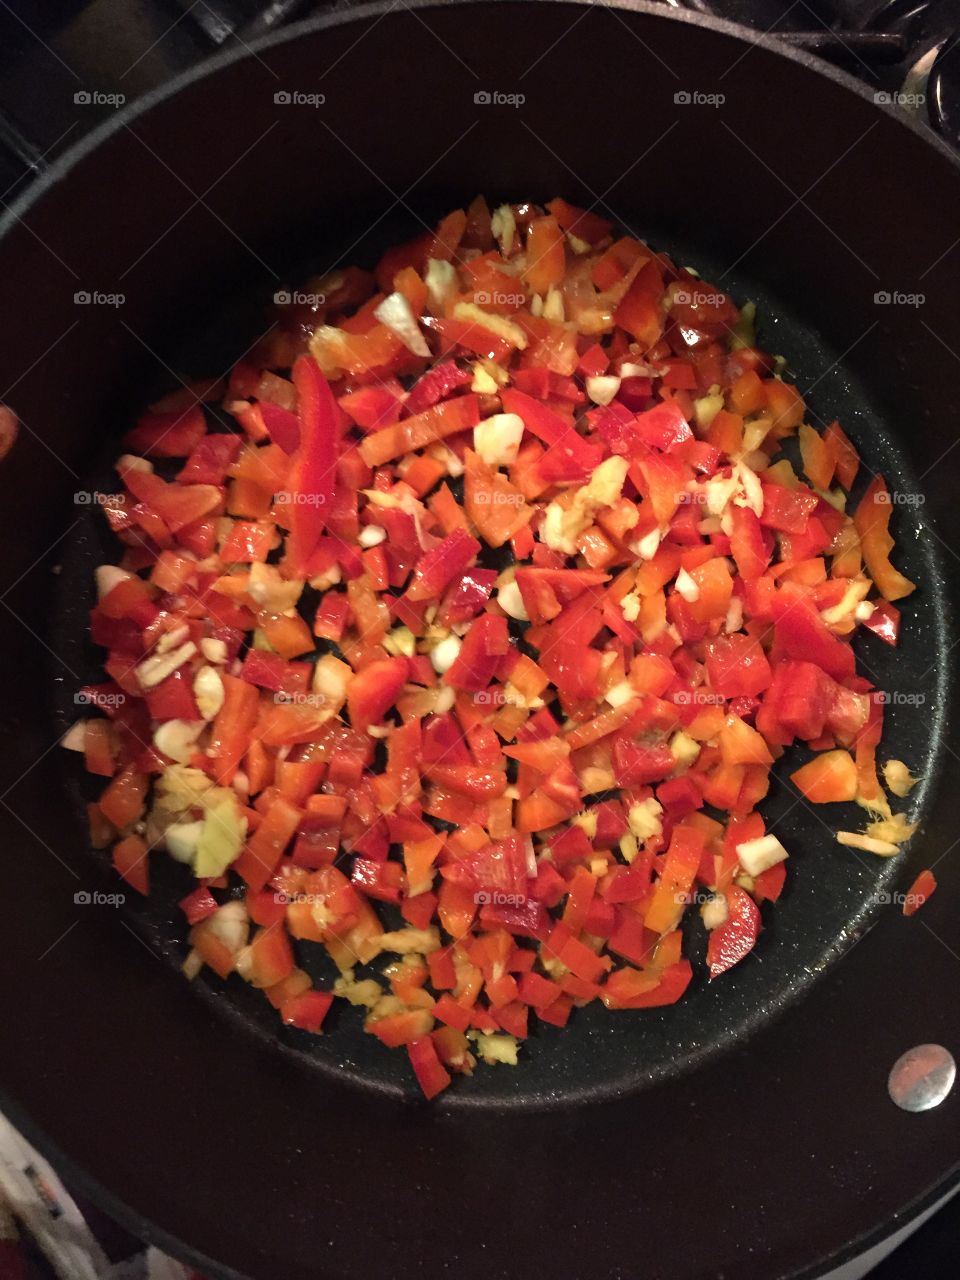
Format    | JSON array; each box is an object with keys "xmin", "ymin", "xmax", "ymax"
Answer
[{"xmin": 47, "ymin": 208, "xmax": 945, "ymax": 1110}]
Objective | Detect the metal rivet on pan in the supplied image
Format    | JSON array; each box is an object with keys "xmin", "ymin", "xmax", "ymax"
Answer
[{"xmin": 888, "ymin": 1044, "xmax": 956, "ymax": 1112}]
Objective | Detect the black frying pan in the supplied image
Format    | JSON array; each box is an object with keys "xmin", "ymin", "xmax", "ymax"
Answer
[{"xmin": 0, "ymin": 3, "xmax": 958, "ymax": 1277}]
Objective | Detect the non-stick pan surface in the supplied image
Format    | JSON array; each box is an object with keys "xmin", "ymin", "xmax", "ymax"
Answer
[{"xmin": 0, "ymin": 4, "xmax": 958, "ymax": 1278}]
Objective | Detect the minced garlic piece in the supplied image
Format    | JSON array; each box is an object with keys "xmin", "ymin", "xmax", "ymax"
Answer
[
  {"xmin": 866, "ymin": 812, "xmax": 918, "ymax": 845},
  {"xmin": 628, "ymin": 797, "xmax": 663, "ymax": 842},
  {"xmin": 619, "ymin": 833, "xmax": 639, "ymax": 864},
  {"xmin": 490, "ymin": 204, "xmax": 516, "ymax": 257},
  {"xmin": 541, "ymin": 456, "xmax": 629, "ymax": 553},
  {"xmin": 571, "ymin": 810, "xmax": 598, "ymax": 840},
  {"xmin": 669, "ymin": 731, "xmax": 700, "ymax": 768},
  {"xmin": 334, "ymin": 972, "xmax": 384, "ymax": 1008},
  {"xmin": 472, "ymin": 1032, "xmax": 518, "ymax": 1066},
  {"xmin": 376, "ymin": 927, "xmax": 441, "ymax": 956},
  {"xmin": 471, "ymin": 362, "xmax": 499, "ymax": 395},
  {"xmin": 620, "ymin": 593, "xmax": 640, "ymax": 622},
  {"xmin": 701, "ymin": 895, "xmax": 728, "ymax": 930},
  {"xmin": 836, "ymin": 831, "xmax": 900, "ymax": 856},
  {"xmin": 883, "ymin": 759, "xmax": 918, "ymax": 798}
]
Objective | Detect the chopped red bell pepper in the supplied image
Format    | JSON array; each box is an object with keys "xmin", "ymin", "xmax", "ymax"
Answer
[
  {"xmin": 281, "ymin": 990, "xmax": 334, "ymax": 1033},
  {"xmin": 632, "ymin": 400, "xmax": 692, "ymax": 452},
  {"xmin": 854, "ymin": 476, "xmax": 916, "ymax": 603},
  {"xmin": 861, "ymin": 598, "xmax": 900, "ymax": 646},
  {"xmin": 706, "ymin": 886, "xmax": 761, "ymax": 978},
  {"xmin": 406, "ymin": 527, "xmax": 481, "ymax": 602},
  {"xmin": 286, "ymin": 355, "xmax": 339, "ymax": 572},
  {"xmin": 903, "ymin": 869, "xmax": 936, "ymax": 917},
  {"xmin": 177, "ymin": 431, "xmax": 243, "ymax": 484},
  {"xmin": 78, "ymin": 195, "xmax": 920, "ymax": 1099},
  {"xmin": 405, "ymin": 360, "xmax": 472, "ymax": 415},
  {"xmin": 346, "ymin": 657, "xmax": 410, "ymax": 733},
  {"xmin": 407, "ymin": 1035, "xmax": 452, "ymax": 1100},
  {"xmin": 769, "ymin": 588, "xmax": 855, "ymax": 682},
  {"xmin": 444, "ymin": 614, "xmax": 509, "ymax": 692},
  {"xmin": 705, "ymin": 632, "xmax": 773, "ymax": 698},
  {"xmin": 500, "ymin": 388, "xmax": 600, "ymax": 476},
  {"xmin": 259, "ymin": 400, "xmax": 300, "ymax": 453}
]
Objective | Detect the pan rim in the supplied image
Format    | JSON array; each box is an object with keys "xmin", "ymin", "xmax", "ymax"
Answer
[
  {"xmin": 1, "ymin": 4, "xmax": 958, "ymax": 1279},
  {"xmin": 2, "ymin": 0, "xmax": 960, "ymax": 246}
]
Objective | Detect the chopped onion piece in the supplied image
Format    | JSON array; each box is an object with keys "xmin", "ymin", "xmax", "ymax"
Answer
[
  {"xmin": 474, "ymin": 412, "xmax": 524, "ymax": 466},
  {"xmin": 701, "ymin": 895, "xmax": 729, "ymax": 930},
  {"xmin": 95, "ymin": 564, "xmax": 134, "ymax": 600},
  {"xmin": 497, "ymin": 578, "xmax": 528, "ymax": 621},
  {"xmin": 61, "ymin": 720, "xmax": 89, "ymax": 752},
  {"xmin": 586, "ymin": 375, "xmax": 621, "ymax": 405},
  {"xmin": 153, "ymin": 718, "xmax": 203, "ymax": 765},
  {"xmin": 736, "ymin": 834, "xmax": 789, "ymax": 876},
  {"xmin": 374, "ymin": 291, "xmax": 431, "ymax": 358},
  {"xmin": 358, "ymin": 524, "xmax": 386, "ymax": 547},
  {"xmin": 431, "ymin": 635, "xmax": 461, "ymax": 674},
  {"xmin": 193, "ymin": 665, "xmax": 225, "ymax": 721},
  {"xmin": 675, "ymin": 567, "xmax": 700, "ymax": 603},
  {"xmin": 136, "ymin": 641, "xmax": 197, "ymax": 690},
  {"xmin": 424, "ymin": 258, "xmax": 458, "ymax": 313}
]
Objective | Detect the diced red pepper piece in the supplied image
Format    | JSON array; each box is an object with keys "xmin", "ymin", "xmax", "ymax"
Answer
[
  {"xmin": 177, "ymin": 432, "xmax": 243, "ymax": 484},
  {"xmin": 706, "ymin": 886, "xmax": 761, "ymax": 978},
  {"xmin": 603, "ymin": 960, "xmax": 693, "ymax": 1009},
  {"xmin": 405, "ymin": 360, "xmax": 472, "ymax": 415},
  {"xmin": 758, "ymin": 660, "xmax": 836, "ymax": 745},
  {"xmin": 790, "ymin": 749, "xmax": 858, "ymax": 803},
  {"xmin": 903, "ymin": 870, "xmax": 936, "ymax": 917},
  {"xmin": 259, "ymin": 400, "xmax": 300, "ymax": 453},
  {"xmin": 500, "ymin": 388, "xmax": 599, "ymax": 475},
  {"xmin": 346, "ymin": 656, "xmax": 410, "ymax": 733},
  {"xmin": 861, "ymin": 600, "xmax": 900, "ymax": 646},
  {"xmin": 407, "ymin": 1035, "xmax": 452, "ymax": 1099},
  {"xmin": 704, "ymin": 632, "xmax": 772, "ymax": 698},
  {"xmin": 645, "ymin": 825, "xmax": 706, "ymax": 935},
  {"xmin": 286, "ymin": 355, "xmax": 338, "ymax": 572},
  {"xmin": 769, "ymin": 588, "xmax": 855, "ymax": 682},
  {"xmin": 406, "ymin": 528, "xmax": 481, "ymax": 602},
  {"xmin": 444, "ymin": 614, "xmax": 510, "ymax": 692},
  {"xmin": 632, "ymin": 400, "xmax": 692, "ymax": 452},
  {"xmin": 352, "ymin": 856, "xmax": 404, "ymax": 904},
  {"xmin": 359, "ymin": 395, "xmax": 480, "ymax": 467},
  {"xmin": 437, "ymin": 568, "xmax": 496, "ymax": 627},
  {"xmin": 281, "ymin": 990, "xmax": 334, "ymax": 1033},
  {"xmin": 854, "ymin": 476, "xmax": 916, "ymax": 603},
  {"xmin": 612, "ymin": 739, "xmax": 676, "ymax": 787},
  {"xmin": 112, "ymin": 833, "xmax": 149, "ymax": 895},
  {"xmin": 478, "ymin": 898, "xmax": 550, "ymax": 941},
  {"xmin": 179, "ymin": 885, "xmax": 219, "ymax": 925},
  {"xmin": 517, "ymin": 970, "xmax": 562, "ymax": 1009}
]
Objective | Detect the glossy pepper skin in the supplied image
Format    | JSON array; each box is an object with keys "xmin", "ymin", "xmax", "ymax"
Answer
[
  {"xmin": 707, "ymin": 887, "xmax": 762, "ymax": 978},
  {"xmin": 286, "ymin": 355, "xmax": 339, "ymax": 573}
]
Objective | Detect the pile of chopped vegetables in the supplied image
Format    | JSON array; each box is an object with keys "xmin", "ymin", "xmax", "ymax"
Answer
[{"xmin": 67, "ymin": 196, "xmax": 926, "ymax": 1100}]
